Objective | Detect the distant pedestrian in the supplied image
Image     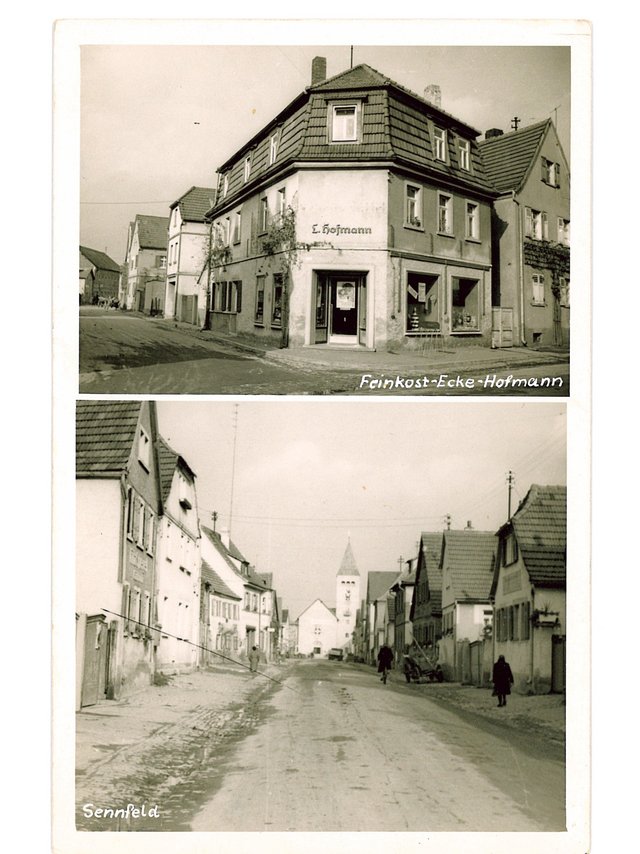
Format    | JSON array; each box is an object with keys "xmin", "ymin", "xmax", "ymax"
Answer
[
  {"xmin": 248, "ymin": 645, "xmax": 260, "ymax": 674},
  {"xmin": 377, "ymin": 643, "xmax": 394, "ymax": 684},
  {"xmin": 492, "ymin": 655, "xmax": 514, "ymax": 707}
]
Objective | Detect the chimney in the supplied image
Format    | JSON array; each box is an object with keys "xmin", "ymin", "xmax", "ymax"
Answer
[
  {"xmin": 465, "ymin": 520, "xmax": 473, "ymax": 530},
  {"xmin": 485, "ymin": 128, "xmax": 504, "ymax": 140},
  {"xmin": 311, "ymin": 56, "xmax": 327, "ymax": 86},
  {"xmin": 424, "ymin": 84, "xmax": 441, "ymax": 108}
]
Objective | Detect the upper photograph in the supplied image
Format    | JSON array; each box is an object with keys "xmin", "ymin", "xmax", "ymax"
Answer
[{"xmin": 78, "ymin": 44, "xmax": 572, "ymax": 396}]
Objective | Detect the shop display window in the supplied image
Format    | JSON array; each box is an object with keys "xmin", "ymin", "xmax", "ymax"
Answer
[
  {"xmin": 406, "ymin": 272, "xmax": 439, "ymax": 334},
  {"xmin": 451, "ymin": 277, "xmax": 480, "ymax": 332}
]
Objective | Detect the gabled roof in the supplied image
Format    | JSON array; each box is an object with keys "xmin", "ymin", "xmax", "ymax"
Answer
[
  {"xmin": 499, "ymin": 484, "xmax": 566, "ymax": 590},
  {"xmin": 79, "ymin": 246, "xmax": 121, "ymax": 273},
  {"xmin": 200, "ymin": 526, "xmax": 265, "ymax": 589},
  {"xmin": 413, "ymin": 532, "xmax": 445, "ymax": 616},
  {"xmin": 171, "ymin": 186, "xmax": 217, "ymax": 221},
  {"xmin": 76, "ymin": 401, "xmax": 142, "ymax": 477},
  {"xmin": 296, "ymin": 598, "xmax": 337, "ymax": 623},
  {"xmin": 366, "ymin": 571, "xmax": 398, "ymax": 603},
  {"xmin": 387, "ymin": 594, "xmax": 397, "ymax": 621},
  {"xmin": 135, "ymin": 214, "xmax": 169, "ymax": 250},
  {"xmin": 478, "ymin": 119, "xmax": 550, "ymax": 193},
  {"xmin": 156, "ymin": 436, "xmax": 196, "ymax": 504},
  {"xmin": 337, "ymin": 539, "xmax": 360, "ymax": 576},
  {"xmin": 201, "ymin": 559, "xmax": 242, "ymax": 600},
  {"xmin": 442, "ymin": 530, "xmax": 496, "ymax": 601}
]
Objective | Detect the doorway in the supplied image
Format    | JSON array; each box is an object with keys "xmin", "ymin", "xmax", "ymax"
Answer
[{"xmin": 314, "ymin": 272, "xmax": 367, "ymax": 345}]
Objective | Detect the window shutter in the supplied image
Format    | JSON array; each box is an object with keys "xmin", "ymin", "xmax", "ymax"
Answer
[
  {"xmin": 542, "ymin": 212, "xmax": 549, "ymax": 239},
  {"xmin": 541, "ymin": 157, "xmax": 547, "ymax": 180},
  {"xmin": 236, "ymin": 281, "xmax": 242, "ymax": 313},
  {"xmin": 524, "ymin": 208, "xmax": 533, "ymax": 237},
  {"xmin": 555, "ymin": 163, "xmax": 561, "ymax": 187}
]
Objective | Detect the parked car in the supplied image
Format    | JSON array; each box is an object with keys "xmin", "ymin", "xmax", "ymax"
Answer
[{"xmin": 327, "ymin": 648, "xmax": 344, "ymax": 661}]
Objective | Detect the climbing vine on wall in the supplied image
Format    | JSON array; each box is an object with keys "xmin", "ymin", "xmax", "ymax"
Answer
[{"xmin": 523, "ymin": 239, "xmax": 570, "ymax": 298}]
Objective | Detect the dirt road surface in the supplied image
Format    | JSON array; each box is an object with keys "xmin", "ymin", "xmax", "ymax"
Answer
[{"xmin": 191, "ymin": 660, "xmax": 564, "ymax": 832}]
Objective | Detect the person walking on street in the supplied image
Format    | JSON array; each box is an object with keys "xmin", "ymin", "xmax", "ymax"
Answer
[
  {"xmin": 377, "ymin": 643, "xmax": 394, "ymax": 684},
  {"xmin": 492, "ymin": 654, "xmax": 514, "ymax": 707},
  {"xmin": 248, "ymin": 645, "xmax": 260, "ymax": 674}
]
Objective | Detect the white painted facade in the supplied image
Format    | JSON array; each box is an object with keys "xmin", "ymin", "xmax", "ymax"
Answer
[
  {"xmin": 155, "ymin": 464, "xmax": 201, "ymax": 674},
  {"xmin": 296, "ymin": 599, "xmax": 338, "ymax": 657},
  {"xmin": 165, "ymin": 204, "xmax": 211, "ymax": 325}
]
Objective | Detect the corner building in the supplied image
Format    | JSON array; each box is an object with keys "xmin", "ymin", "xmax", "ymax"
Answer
[{"xmin": 206, "ymin": 60, "xmax": 497, "ymax": 351}]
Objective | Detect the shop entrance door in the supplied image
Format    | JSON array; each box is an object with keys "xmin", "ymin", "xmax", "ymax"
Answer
[{"xmin": 330, "ymin": 278, "xmax": 358, "ymax": 342}]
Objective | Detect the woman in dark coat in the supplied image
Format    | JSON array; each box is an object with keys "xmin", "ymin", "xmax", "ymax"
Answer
[
  {"xmin": 377, "ymin": 644, "xmax": 394, "ymax": 684},
  {"xmin": 492, "ymin": 654, "xmax": 514, "ymax": 707}
]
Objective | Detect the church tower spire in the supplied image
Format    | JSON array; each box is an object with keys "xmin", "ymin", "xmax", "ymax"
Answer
[{"xmin": 335, "ymin": 538, "xmax": 361, "ymax": 652}]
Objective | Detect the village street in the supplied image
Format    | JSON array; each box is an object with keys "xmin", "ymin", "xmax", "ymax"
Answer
[
  {"xmin": 79, "ymin": 308, "xmax": 569, "ymax": 396},
  {"xmin": 76, "ymin": 660, "xmax": 565, "ymax": 833}
]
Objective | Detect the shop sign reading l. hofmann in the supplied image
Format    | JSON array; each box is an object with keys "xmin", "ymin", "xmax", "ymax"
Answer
[{"xmin": 311, "ymin": 223, "xmax": 372, "ymax": 235}]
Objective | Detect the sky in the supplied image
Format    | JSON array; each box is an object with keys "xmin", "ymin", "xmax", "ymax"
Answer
[
  {"xmin": 79, "ymin": 42, "xmax": 571, "ymax": 263},
  {"xmin": 156, "ymin": 400, "xmax": 566, "ymax": 621}
]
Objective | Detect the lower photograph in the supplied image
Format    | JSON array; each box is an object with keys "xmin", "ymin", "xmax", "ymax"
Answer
[{"xmin": 73, "ymin": 398, "xmax": 571, "ymax": 835}]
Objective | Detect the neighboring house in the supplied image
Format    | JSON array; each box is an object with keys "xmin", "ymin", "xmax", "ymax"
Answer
[
  {"xmin": 296, "ymin": 599, "xmax": 338, "ymax": 657},
  {"xmin": 491, "ymin": 485, "xmax": 567, "ymax": 695},
  {"xmin": 154, "ymin": 438, "xmax": 201, "ymax": 674},
  {"xmin": 123, "ymin": 214, "xmax": 169, "ymax": 312},
  {"xmin": 410, "ymin": 532, "xmax": 445, "ymax": 654},
  {"xmin": 164, "ymin": 185, "xmax": 217, "ymax": 326},
  {"xmin": 334, "ymin": 539, "xmax": 361, "ymax": 654},
  {"xmin": 363, "ymin": 571, "xmax": 399, "ymax": 664},
  {"xmin": 352, "ymin": 604, "xmax": 366, "ymax": 661},
  {"xmin": 199, "ymin": 559, "xmax": 242, "ymax": 666},
  {"xmin": 391, "ymin": 557, "xmax": 417, "ymax": 663},
  {"xmin": 255, "ymin": 571, "xmax": 280, "ymax": 661},
  {"xmin": 199, "ymin": 525, "xmax": 274, "ymax": 660},
  {"xmin": 438, "ymin": 526, "xmax": 496, "ymax": 682},
  {"xmin": 479, "ymin": 120, "xmax": 570, "ymax": 348},
  {"xmin": 79, "ymin": 246, "xmax": 121, "ymax": 304},
  {"xmin": 205, "ymin": 58, "xmax": 497, "ymax": 351},
  {"xmin": 76, "ymin": 401, "xmax": 162, "ymax": 708}
]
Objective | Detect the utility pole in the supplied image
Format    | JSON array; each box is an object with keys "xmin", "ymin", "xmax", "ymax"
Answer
[
  {"xmin": 511, "ymin": 116, "xmax": 521, "ymax": 131},
  {"xmin": 211, "ymin": 510, "xmax": 218, "ymax": 533},
  {"xmin": 350, "ymin": 46, "xmax": 354, "ymax": 68},
  {"xmin": 506, "ymin": 470, "xmax": 515, "ymax": 519},
  {"xmin": 397, "ymin": 555, "xmax": 404, "ymax": 573},
  {"xmin": 229, "ymin": 404, "xmax": 239, "ymax": 537},
  {"xmin": 444, "ymin": 514, "xmax": 451, "ymax": 531}
]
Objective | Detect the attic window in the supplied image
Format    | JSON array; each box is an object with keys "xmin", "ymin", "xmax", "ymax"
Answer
[
  {"xmin": 179, "ymin": 497, "xmax": 192, "ymax": 511},
  {"xmin": 138, "ymin": 428, "xmax": 150, "ymax": 470},
  {"xmin": 243, "ymin": 156, "xmax": 251, "ymax": 183},
  {"xmin": 269, "ymin": 132, "xmax": 279, "ymax": 165},
  {"xmin": 434, "ymin": 127, "xmax": 447, "ymax": 161},
  {"xmin": 330, "ymin": 103, "xmax": 360, "ymax": 142},
  {"xmin": 458, "ymin": 138, "xmax": 470, "ymax": 170},
  {"xmin": 541, "ymin": 157, "xmax": 561, "ymax": 187}
]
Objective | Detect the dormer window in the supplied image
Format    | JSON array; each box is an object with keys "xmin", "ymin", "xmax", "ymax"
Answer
[
  {"xmin": 222, "ymin": 174, "xmax": 229, "ymax": 198},
  {"xmin": 269, "ymin": 132, "xmax": 279, "ymax": 165},
  {"xmin": 458, "ymin": 138, "xmax": 470, "ymax": 170},
  {"xmin": 243, "ymin": 156, "xmax": 251, "ymax": 183},
  {"xmin": 330, "ymin": 103, "xmax": 359, "ymax": 142},
  {"xmin": 434, "ymin": 127, "xmax": 447, "ymax": 161}
]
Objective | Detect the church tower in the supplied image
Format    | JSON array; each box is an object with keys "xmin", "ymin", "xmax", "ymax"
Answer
[{"xmin": 335, "ymin": 538, "xmax": 361, "ymax": 652}]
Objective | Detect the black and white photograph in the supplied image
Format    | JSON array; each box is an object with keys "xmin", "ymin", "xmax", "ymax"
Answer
[
  {"xmin": 47, "ymin": 16, "xmax": 593, "ymax": 854},
  {"xmin": 74, "ymin": 39, "xmax": 579, "ymax": 396},
  {"xmin": 73, "ymin": 398, "xmax": 569, "ymax": 834}
]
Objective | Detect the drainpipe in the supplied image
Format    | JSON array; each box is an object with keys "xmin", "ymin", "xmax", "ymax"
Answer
[
  {"xmin": 512, "ymin": 191, "xmax": 527, "ymax": 345},
  {"xmin": 530, "ymin": 586, "xmax": 536, "ymax": 691}
]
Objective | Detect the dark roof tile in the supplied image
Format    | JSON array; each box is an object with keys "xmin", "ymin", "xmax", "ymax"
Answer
[
  {"xmin": 478, "ymin": 120, "xmax": 550, "ymax": 193},
  {"xmin": 76, "ymin": 401, "xmax": 141, "ymax": 476}
]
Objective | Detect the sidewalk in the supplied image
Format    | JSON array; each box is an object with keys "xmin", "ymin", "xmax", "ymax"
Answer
[
  {"xmin": 152, "ymin": 316, "xmax": 569, "ymax": 376},
  {"xmin": 391, "ymin": 676, "xmax": 566, "ymax": 745},
  {"xmin": 76, "ymin": 662, "xmax": 283, "ymax": 778}
]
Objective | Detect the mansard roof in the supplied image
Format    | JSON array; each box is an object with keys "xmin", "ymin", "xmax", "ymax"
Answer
[{"xmin": 211, "ymin": 62, "xmax": 496, "ymax": 215}]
